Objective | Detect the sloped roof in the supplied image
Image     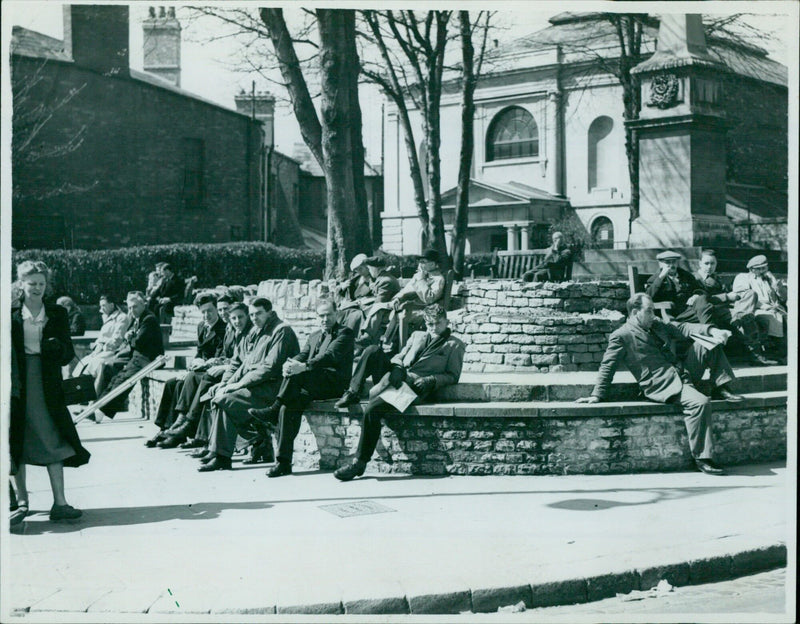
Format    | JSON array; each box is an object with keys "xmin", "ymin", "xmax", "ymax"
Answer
[
  {"xmin": 11, "ymin": 26, "xmax": 253, "ymax": 118},
  {"xmin": 495, "ymin": 13, "xmax": 787, "ymax": 87},
  {"xmin": 441, "ymin": 179, "xmax": 567, "ymax": 208}
]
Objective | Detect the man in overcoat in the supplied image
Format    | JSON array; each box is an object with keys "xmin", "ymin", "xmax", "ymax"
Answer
[
  {"xmin": 248, "ymin": 299, "xmax": 354, "ymax": 477},
  {"xmin": 577, "ymin": 293, "xmax": 743, "ymax": 475}
]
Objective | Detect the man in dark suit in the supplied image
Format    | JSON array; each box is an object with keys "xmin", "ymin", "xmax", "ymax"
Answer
[
  {"xmin": 645, "ymin": 250, "xmax": 713, "ymax": 322},
  {"xmin": 521, "ymin": 231, "xmax": 573, "ymax": 282},
  {"xmin": 353, "ymin": 256, "xmax": 401, "ymax": 357},
  {"xmin": 95, "ymin": 291, "xmax": 164, "ymax": 420},
  {"xmin": 577, "ymin": 293, "xmax": 743, "ymax": 475},
  {"xmin": 197, "ymin": 298, "xmax": 300, "ymax": 472},
  {"xmin": 148, "ymin": 262, "xmax": 183, "ymax": 324},
  {"xmin": 693, "ymin": 249, "xmax": 774, "ymax": 366},
  {"xmin": 146, "ymin": 292, "xmax": 228, "ymax": 448},
  {"xmin": 248, "ymin": 300, "xmax": 354, "ymax": 477},
  {"xmin": 334, "ymin": 303, "xmax": 466, "ymax": 481}
]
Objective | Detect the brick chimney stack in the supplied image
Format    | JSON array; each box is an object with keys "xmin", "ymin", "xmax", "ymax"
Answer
[
  {"xmin": 142, "ymin": 6, "xmax": 182, "ymax": 87},
  {"xmin": 63, "ymin": 5, "xmax": 130, "ymax": 77},
  {"xmin": 235, "ymin": 89, "xmax": 276, "ymax": 147}
]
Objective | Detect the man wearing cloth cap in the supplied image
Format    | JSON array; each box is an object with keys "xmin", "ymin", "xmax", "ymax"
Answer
[
  {"xmin": 694, "ymin": 250, "xmax": 775, "ymax": 366},
  {"xmin": 334, "ymin": 254, "xmax": 374, "ymax": 333},
  {"xmin": 352, "ymin": 257, "xmax": 401, "ymax": 357},
  {"xmin": 732, "ymin": 255, "xmax": 787, "ymax": 362},
  {"xmin": 380, "ymin": 249, "xmax": 446, "ymax": 352},
  {"xmin": 645, "ymin": 251, "xmax": 713, "ymax": 323}
]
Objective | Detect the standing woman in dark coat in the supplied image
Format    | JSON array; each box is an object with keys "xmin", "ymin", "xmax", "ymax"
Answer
[{"xmin": 10, "ymin": 260, "xmax": 90, "ymax": 522}]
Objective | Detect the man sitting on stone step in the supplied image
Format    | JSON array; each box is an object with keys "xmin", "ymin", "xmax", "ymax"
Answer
[
  {"xmin": 645, "ymin": 250, "xmax": 712, "ymax": 322},
  {"xmin": 732, "ymin": 255, "xmax": 787, "ymax": 364},
  {"xmin": 333, "ymin": 303, "xmax": 465, "ymax": 482},
  {"xmin": 145, "ymin": 292, "xmax": 227, "ymax": 448},
  {"xmin": 693, "ymin": 249, "xmax": 775, "ymax": 366},
  {"xmin": 333, "ymin": 253, "xmax": 374, "ymax": 333},
  {"xmin": 247, "ymin": 299, "xmax": 354, "ymax": 477},
  {"xmin": 577, "ymin": 293, "xmax": 744, "ymax": 476},
  {"xmin": 352, "ymin": 256, "xmax": 401, "ymax": 358},
  {"xmin": 196, "ymin": 297, "xmax": 300, "ymax": 472}
]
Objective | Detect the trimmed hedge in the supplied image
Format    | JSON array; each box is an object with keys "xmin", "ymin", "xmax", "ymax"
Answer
[{"xmin": 12, "ymin": 242, "xmax": 325, "ymax": 305}]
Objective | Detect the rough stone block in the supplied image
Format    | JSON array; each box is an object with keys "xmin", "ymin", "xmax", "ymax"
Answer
[
  {"xmin": 585, "ymin": 570, "xmax": 639, "ymax": 601},
  {"xmin": 688, "ymin": 555, "xmax": 734, "ymax": 584},
  {"xmin": 528, "ymin": 579, "xmax": 587, "ymax": 608},
  {"xmin": 407, "ymin": 590, "xmax": 472, "ymax": 614},
  {"xmin": 637, "ymin": 563, "xmax": 690, "ymax": 590}
]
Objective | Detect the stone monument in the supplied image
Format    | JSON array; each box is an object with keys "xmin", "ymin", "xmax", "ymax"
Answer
[{"xmin": 627, "ymin": 14, "xmax": 735, "ymax": 248}]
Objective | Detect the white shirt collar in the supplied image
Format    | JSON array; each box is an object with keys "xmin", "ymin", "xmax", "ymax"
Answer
[{"xmin": 22, "ymin": 304, "xmax": 46, "ymax": 323}]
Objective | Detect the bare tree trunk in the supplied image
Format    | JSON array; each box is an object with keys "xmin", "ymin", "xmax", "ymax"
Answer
[
  {"xmin": 451, "ymin": 11, "xmax": 477, "ymax": 278},
  {"xmin": 317, "ymin": 9, "xmax": 372, "ymax": 278}
]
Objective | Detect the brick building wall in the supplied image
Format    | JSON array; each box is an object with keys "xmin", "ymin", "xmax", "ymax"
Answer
[{"xmin": 11, "ymin": 55, "xmax": 263, "ymax": 250}]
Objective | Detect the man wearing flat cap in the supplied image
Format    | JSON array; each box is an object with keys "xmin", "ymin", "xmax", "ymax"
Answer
[
  {"xmin": 645, "ymin": 250, "xmax": 712, "ymax": 323},
  {"xmin": 693, "ymin": 249, "xmax": 775, "ymax": 366},
  {"xmin": 334, "ymin": 253, "xmax": 373, "ymax": 333},
  {"xmin": 380, "ymin": 249, "xmax": 446, "ymax": 352},
  {"xmin": 732, "ymin": 255, "xmax": 787, "ymax": 362},
  {"xmin": 352, "ymin": 257, "xmax": 401, "ymax": 357}
]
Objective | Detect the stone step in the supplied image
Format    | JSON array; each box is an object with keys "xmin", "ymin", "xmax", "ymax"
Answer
[
  {"xmin": 572, "ymin": 260, "xmax": 788, "ymax": 278},
  {"xmin": 581, "ymin": 247, "xmax": 787, "ymax": 263},
  {"xmin": 309, "ymin": 390, "xmax": 787, "ymax": 418}
]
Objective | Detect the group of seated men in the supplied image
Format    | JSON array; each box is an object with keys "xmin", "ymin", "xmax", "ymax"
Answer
[
  {"xmin": 645, "ymin": 249, "xmax": 787, "ymax": 365},
  {"xmin": 140, "ymin": 250, "xmax": 464, "ymax": 482},
  {"xmin": 80, "ymin": 247, "xmax": 785, "ymax": 480}
]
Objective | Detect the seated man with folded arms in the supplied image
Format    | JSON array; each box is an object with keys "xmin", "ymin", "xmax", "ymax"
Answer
[
  {"xmin": 381, "ymin": 249, "xmax": 445, "ymax": 352},
  {"xmin": 693, "ymin": 249, "xmax": 774, "ymax": 366},
  {"xmin": 334, "ymin": 303, "xmax": 465, "ymax": 481},
  {"xmin": 732, "ymin": 255, "xmax": 788, "ymax": 363},
  {"xmin": 248, "ymin": 299, "xmax": 354, "ymax": 477},
  {"xmin": 196, "ymin": 298, "xmax": 300, "ymax": 472},
  {"xmin": 94, "ymin": 291, "xmax": 164, "ymax": 421},
  {"xmin": 185, "ymin": 301, "xmax": 252, "ymax": 453},
  {"xmin": 145, "ymin": 292, "xmax": 227, "ymax": 448},
  {"xmin": 521, "ymin": 231, "xmax": 573, "ymax": 283},
  {"xmin": 76, "ymin": 295, "xmax": 130, "ymax": 380},
  {"xmin": 576, "ymin": 293, "xmax": 743, "ymax": 475}
]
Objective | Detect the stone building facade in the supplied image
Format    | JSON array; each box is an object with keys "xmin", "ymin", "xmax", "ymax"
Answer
[{"xmin": 380, "ymin": 13, "xmax": 788, "ymax": 255}]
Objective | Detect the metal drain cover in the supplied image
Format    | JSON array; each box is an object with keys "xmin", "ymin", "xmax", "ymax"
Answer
[{"xmin": 319, "ymin": 500, "xmax": 397, "ymax": 517}]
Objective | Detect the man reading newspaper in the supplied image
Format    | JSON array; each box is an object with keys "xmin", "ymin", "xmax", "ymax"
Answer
[
  {"xmin": 333, "ymin": 303, "xmax": 465, "ymax": 481},
  {"xmin": 577, "ymin": 293, "xmax": 744, "ymax": 476}
]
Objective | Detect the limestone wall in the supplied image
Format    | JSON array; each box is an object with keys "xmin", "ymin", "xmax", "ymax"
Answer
[{"xmin": 170, "ymin": 278, "xmax": 629, "ymax": 373}]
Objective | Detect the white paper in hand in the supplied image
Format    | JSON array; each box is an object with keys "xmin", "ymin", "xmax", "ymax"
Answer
[{"xmin": 378, "ymin": 382, "xmax": 417, "ymax": 413}]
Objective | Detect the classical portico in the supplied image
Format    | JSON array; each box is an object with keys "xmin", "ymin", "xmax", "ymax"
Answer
[{"xmin": 440, "ymin": 179, "xmax": 568, "ymax": 253}]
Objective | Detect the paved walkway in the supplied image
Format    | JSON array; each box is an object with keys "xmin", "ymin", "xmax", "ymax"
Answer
[{"xmin": 4, "ymin": 416, "xmax": 790, "ymax": 617}]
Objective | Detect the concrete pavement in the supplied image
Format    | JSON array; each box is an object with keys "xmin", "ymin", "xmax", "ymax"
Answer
[{"xmin": 3, "ymin": 415, "xmax": 790, "ymax": 617}]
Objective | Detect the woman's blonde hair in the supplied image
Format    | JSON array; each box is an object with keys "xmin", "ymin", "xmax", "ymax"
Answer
[{"xmin": 14, "ymin": 260, "xmax": 52, "ymax": 300}]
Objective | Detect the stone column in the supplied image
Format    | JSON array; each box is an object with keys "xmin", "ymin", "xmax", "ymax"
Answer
[
  {"xmin": 506, "ymin": 226, "xmax": 518, "ymax": 251},
  {"xmin": 545, "ymin": 91, "xmax": 563, "ymax": 196},
  {"xmin": 627, "ymin": 14, "xmax": 734, "ymax": 248},
  {"xmin": 519, "ymin": 225, "xmax": 530, "ymax": 250}
]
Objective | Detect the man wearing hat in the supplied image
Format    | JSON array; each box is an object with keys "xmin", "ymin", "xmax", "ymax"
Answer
[
  {"xmin": 645, "ymin": 250, "xmax": 711, "ymax": 322},
  {"xmin": 693, "ymin": 250, "xmax": 775, "ymax": 366},
  {"xmin": 732, "ymin": 255, "xmax": 787, "ymax": 361},
  {"xmin": 352, "ymin": 257, "xmax": 401, "ymax": 357},
  {"xmin": 380, "ymin": 249, "xmax": 446, "ymax": 352},
  {"xmin": 334, "ymin": 254, "xmax": 373, "ymax": 332},
  {"xmin": 521, "ymin": 231, "xmax": 573, "ymax": 283}
]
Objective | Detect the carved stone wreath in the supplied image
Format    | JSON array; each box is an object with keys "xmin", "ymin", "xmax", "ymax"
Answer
[{"xmin": 647, "ymin": 73, "xmax": 680, "ymax": 109}]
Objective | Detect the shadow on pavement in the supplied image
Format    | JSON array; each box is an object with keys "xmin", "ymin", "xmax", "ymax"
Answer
[
  {"xmin": 723, "ymin": 462, "xmax": 783, "ymax": 477},
  {"xmin": 546, "ymin": 485, "xmax": 748, "ymax": 512},
  {"xmin": 82, "ymin": 436, "xmax": 147, "ymax": 444},
  {"xmin": 15, "ymin": 501, "xmax": 273, "ymax": 534}
]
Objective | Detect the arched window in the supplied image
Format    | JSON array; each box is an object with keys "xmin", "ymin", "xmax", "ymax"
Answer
[
  {"xmin": 588, "ymin": 116, "xmax": 614, "ymax": 191},
  {"xmin": 486, "ymin": 107, "xmax": 538, "ymax": 161},
  {"xmin": 590, "ymin": 216, "xmax": 614, "ymax": 249}
]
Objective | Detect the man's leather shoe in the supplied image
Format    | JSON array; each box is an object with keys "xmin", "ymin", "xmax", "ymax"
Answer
[
  {"xmin": 166, "ymin": 414, "xmax": 188, "ymax": 433},
  {"xmin": 198, "ymin": 455, "xmax": 232, "ymax": 472},
  {"xmin": 695, "ymin": 458, "xmax": 725, "ymax": 475},
  {"xmin": 249, "ymin": 402, "xmax": 281, "ymax": 424},
  {"xmin": 713, "ymin": 385, "xmax": 744, "ymax": 402},
  {"xmin": 242, "ymin": 440, "xmax": 274, "ymax": 465},
  {"xmin": 267, "ymin": 462, "xmax": 292, "ymax": 478},
  {"xmin": 180, "ymin": 438, "xmax": 206, "ymax": 449},
  {"xmin": 334, "ymin": 390, "xmax": 360, "ymax": 409},
  {"xmin": 334, "ymin": 459, "xmax": 367, "ymax": 482},
  {"xmin": 189, "ymin": 447, "xmax": 210, "ymax": 458},
  {"xmin": 157, "ymin": 435, "xmax": 185, "ymax": 449},
  {"xmin": 145, "ymin": 432, "xmax": 166, "ymax": 448},
  {"xmin": 748, "ymin": 351, "xmax": 777, "ymax": 366},
  {"xmin": 199, "ymin": 451, "xmax": 216, "ymax": 464}
]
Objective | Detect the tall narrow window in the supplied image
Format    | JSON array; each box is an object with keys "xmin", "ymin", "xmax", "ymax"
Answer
[
  {"xmin": 183, "ymin": 138, "xmax": 204, "ymax": 209},
  {"xmin": 590, "ymin": 216, "xmax": 614, "ymax": 249},
  {"xmin": 587, "ymin": 116, "xmax": 613, "ymax": 191},
  {"xmin": 486, "ymin": 107, "xmax": 538, "ymax": 161}
]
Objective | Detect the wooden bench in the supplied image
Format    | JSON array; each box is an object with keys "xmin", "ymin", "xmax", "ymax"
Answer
[
  {"xmin": 490, "ymin": 249, "xmax": 574, "ymax": 281},
  {"xmin": 627, "ymin": 266, "xmax": 673, "ymax": 321}
]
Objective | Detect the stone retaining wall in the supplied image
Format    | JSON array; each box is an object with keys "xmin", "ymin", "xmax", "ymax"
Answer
[
  {"xmin": 131, "ymin": 375, "xmax": 786, "ymax": 476},
  {"xmin": 170, "ymin": 278, "xmax": 629, "ymax": 372}
]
